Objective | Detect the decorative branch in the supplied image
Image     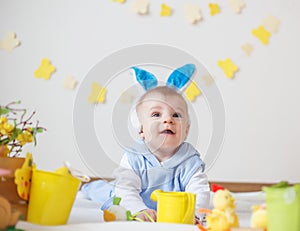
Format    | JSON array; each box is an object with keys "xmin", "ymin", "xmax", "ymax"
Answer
[{"xmin": 0, "ymin": 101, "xmax": 46, "ymax": 157}]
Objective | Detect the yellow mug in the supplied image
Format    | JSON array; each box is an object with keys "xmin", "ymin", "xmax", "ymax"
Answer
[{"xmin": 150, "ymin": 189, "xmax": 196, "ymax": 224}]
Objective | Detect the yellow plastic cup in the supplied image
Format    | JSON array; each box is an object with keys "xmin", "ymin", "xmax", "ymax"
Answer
[
  {"xmin": 150, "ymin": 189, "xmax": 196, "ymax": 224},
  {"xmin": 263, "ymin": 183, "xmax": 300, "ymax": 231},
  {"xmin": 27, "ymin": 166, "xmax": 81, "ymax": 225}
]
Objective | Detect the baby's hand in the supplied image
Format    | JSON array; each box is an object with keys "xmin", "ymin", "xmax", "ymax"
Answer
[{"xmin": 136, "ymin": 209, "xmax": 157, "ymax": 222}]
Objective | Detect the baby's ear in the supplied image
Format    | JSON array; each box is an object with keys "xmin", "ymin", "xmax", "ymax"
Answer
[
  {"xmin": 131, "ymin": 67, "xmax": 158, "ymax": 91},
  {"xmin": 139, "ymin": 126, "xmax": 145, "ymax": 139},
  {"xmin": 185, "ymin": 123, "xmax": 190, "ymax": 138},
  {"xmin": 166, "ymin": 64, "xmax": 195, "ymax": 90}
]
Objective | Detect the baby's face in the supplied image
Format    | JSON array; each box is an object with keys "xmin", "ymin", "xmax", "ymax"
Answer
[{"xmin": 137, "ymin": 93, "xmax": 190, "ymax": 157}]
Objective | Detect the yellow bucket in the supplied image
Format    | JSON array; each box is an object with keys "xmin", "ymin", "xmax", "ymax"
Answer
[
  {"xmin": 27, "ymin": 166, "xmax": 81, "ymax": 225},
  {"xmin": 150, "ymin": 189, "xmax": 196, "ymax": 224}
]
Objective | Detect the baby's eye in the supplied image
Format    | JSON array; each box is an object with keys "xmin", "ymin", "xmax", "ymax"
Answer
[
  {"xmin": 151, "ymin": 112, "xmax": 160, "ymax": 117},
  {"xmin": 173, "ymin": 113, "xmax": 182, "ymax": 118}
]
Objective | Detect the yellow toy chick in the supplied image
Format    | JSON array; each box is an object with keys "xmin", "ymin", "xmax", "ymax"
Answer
[
  {"xmin": 198, "ymin": 184, "xmax": 239, "ymax": 231},
  {"xmin": 250, "ymin": 204, "xmax": 267, "ymax": 230},
  {"xmin": 14, "ymin": 152, "xmax": 34, "ymax": 201}
]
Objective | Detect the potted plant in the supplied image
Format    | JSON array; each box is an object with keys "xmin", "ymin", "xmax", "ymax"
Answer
[
  {"xmin": 0, "ymin": 100, "xmax": 46, "ymax": 222},
  {"xmin": 0, "ymin": 100, "xmax": 45, "ymax": 157}
]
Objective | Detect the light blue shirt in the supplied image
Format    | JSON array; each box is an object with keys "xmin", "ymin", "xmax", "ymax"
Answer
[
  {"xmin": 83, "ymin": 140, "xmax": 207, "ymax": 212},
  {"xmin": 125, "ymin": 139, "xmax": 205, "ymax": 210}
]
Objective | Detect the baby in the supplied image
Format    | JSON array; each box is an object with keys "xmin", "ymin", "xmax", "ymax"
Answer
[{"xmin": 113, "ymin": 85, "xmax": 210, "ymax": 222}]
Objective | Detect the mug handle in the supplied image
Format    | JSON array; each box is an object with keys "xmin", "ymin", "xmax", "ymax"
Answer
[
  {"xmin": 150, "ymin": 189, "xmax": 163, "ymax": 202},
  {"xmin": 182, "ymin": 193, "xmax": 195, "ymax": 224}
]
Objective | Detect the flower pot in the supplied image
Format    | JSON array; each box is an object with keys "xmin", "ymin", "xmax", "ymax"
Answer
[
  {"xmin": 0, "ymin": 156, "xmax": 28, "ymax": 220},
  {"xmin": 0, "ymin": 145, "xmax": 9, "ymax": 157}
]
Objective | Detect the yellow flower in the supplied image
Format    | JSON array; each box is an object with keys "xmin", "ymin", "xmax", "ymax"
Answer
[
  {"xmin": 0, "ymin": 116, "xmax": 8, "ymax": 124},
  {"xmin": 16, "ymin": 130, "xmax": 33, "ymax": 146},
  {"xmin": 1, "ymin": 101, "xmax": 46, "ymax": 157},
  {"xmin": 4, "ymin": 122, "xmax": 14, "ymax": 132},
  {"xmin": 25, "ymin": 127, "xmax": 32, "ymax": 132},
  {"xmin": 0, "ymin": 117, "xmax": 14, "ymax": 135}
]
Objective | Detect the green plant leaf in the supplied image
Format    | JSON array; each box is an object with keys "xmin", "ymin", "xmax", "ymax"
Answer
[
  {"xmin": 36, "ymin": 128, "xmax": 44, "ymax": 133},
  {"xmin": 32, "ymin": 127, "xmax": 44, "ymax": 134},
  {"xmin": 0, "ymin": 138, "xmax": 9, "ymax": 145},
  {"xmin": 10, "ymin": 127, "xmax": 21, "ymax": 140},
  {"xmin": 33, "ymin": 135, "xmax": 37, "ymax": 146},
  {"xmin": 0, "ymin": 107, "xmax": 11, "ymax": 115},
  {"xmin": 272, "ymin": 181, "xmax": 289, "ymax": 188}
]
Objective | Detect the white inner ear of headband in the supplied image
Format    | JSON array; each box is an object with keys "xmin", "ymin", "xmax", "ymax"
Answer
[{"xmin": 130, "ymin": 107, "xmax": 142, "ymax": 133}]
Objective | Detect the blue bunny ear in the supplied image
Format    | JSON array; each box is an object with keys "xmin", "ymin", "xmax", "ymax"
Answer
[
  {"xmin": 131, "ymin": 67, "xmax": 158, "ymax": 91},
  {"xmin": 166, "ymin": 64, "xmax": 195, "ymax": 90}
]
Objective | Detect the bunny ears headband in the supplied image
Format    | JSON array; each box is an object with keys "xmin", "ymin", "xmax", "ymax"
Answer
[{"xmin": 131, "ymin": 64, "xmax": 196, "ymax": 91}]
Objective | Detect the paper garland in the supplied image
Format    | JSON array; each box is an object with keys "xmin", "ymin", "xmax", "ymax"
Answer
[
  {"xmin": 262, "ymin": 15, "xmax": 280, "ymax": 33},
  {"xmin": 209, "ymin": 3, "xmax": 221, "ymax": 16},
  {"xmin": 131, "ymin": 0, "xmax": 149, "ymax": 15},
  {"xmin": 108, "ymin": 1, "xmax": 280, "ymax": 79},
  {"xmin": 217, "ymin": 58, "xmax": 239, "ymax": 79},
  {"xmin": 88, "ymin": 82, "xmax": 107, "ymax": 104},
  {"xmin": 184, "ymin": 80, "xmax": 202, "ymax": 102},
  {"xmin": 64, "ymin": 75, "xmax": 78, "ymax": 90},
  {"xmin": 1, "ymin": 1, "xmax": 281, "ymax": 104},
  {"xmin": 124, "ymin": 1, "xmax": 246, "ymax": 19},
  {"xmin": 160, "ymin": 4, "xmax": 172, "ymax": 17},
  {"xmin": 0, "ymin": 32, "xmax": 20, "ymax": 52},
  {"xmin": 252, "ymin": 26, "xmax": 271, "ymax": 45},
  {"xmin": 228, "ymin": 0, "xmax": 246, "ymax": 14},
  {"xmin": 184, "ymin": 4, "xmax": 203, "ymax": 24},
  {"xmin": 34, "ymin": 58, "xmax": 56, "ymax": 80},
  {"xmin": 241, "ymin": 43, "xmax": 254, "ymax": 56},
  {"xmin": 111, "ymin": 0, "xmax": 126, "ymax": 3}
]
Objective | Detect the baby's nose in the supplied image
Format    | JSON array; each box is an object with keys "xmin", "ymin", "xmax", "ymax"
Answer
[{"xmin": 163, "ymin": 115, "xmax": 174, "ymax": 124}]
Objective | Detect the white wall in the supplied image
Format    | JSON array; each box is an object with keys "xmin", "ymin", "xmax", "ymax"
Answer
[{"xmin": 1, "ymin": 0, "xmax": 299, "ymax": 183}]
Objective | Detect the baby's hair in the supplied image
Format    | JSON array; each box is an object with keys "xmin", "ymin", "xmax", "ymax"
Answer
[
  {"xmin": 135, "ymin": 86, "xmax": 190, "ymax": 126},
  {"xmin": 136, "ymin": 86, "xmax": 188, "ymax": 111}
]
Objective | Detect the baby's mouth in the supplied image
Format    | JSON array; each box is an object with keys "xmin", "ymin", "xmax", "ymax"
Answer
[{"xmin": 161, "ymin": 129, "xmax": 175, "ymax": 135}]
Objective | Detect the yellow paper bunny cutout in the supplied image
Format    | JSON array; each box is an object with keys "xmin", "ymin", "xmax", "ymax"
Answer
[
  {"xmin": 217, "ymin": 58, "xmax": 239, "ymax": 79},
  {"xmin": 88, "ymin": 82, "xmax": 107, "ymax": 104},
  {"xmin": 185, "ymin": 80, "xmax": 201, "ymax": 102},
  {"xmin": 34, "ymin": 58, "xmax": 56, "ymax": 80}
]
